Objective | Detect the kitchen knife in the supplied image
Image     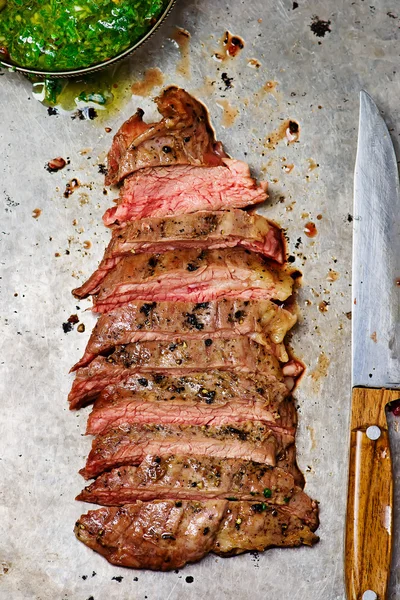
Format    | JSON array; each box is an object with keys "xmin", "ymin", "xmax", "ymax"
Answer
[{"xmin": 345, "ymin": 91, "xmax": 400, "ymax": 600}]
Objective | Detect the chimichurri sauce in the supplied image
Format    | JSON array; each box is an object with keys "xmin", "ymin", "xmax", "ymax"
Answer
[{"xmin": 0, "ymin": 0, "xmax": 167, "ymax": 70}]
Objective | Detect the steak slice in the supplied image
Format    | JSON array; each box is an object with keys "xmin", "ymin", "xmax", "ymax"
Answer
[
  {"xmin": 69, "ymin": 369, "xmax": 288, "ymax": 411},
  {"xmin": 89, "ymin": 248, "xmax": 294, "ymax": 312},
  {"xmin": 103, "ymin": 159, "xmax": 268, "ymax": 226},
  {"xmin": 80, "ymin": 422, "xmax": 295, "ymax": 480},
  {"xmin": 85, "ymin": 388, "xmax": 295, "ymax": 435},
  {"xmin": 77, "ymin": 456, "xmax": 318, "ymax": 529},
  {"xmin": 71, "ymin": 299, "xmax": 297, "ymax": 370},
  {"xmin": 68, "ymin": 339, "xmax": 284, "ymax": 409},
  {"xmin": 72, "ymin": 210, "xmax": 285, "ymax": 299},
  {"xmin": 106, "ymin": 86, "xmax": 227, "ymax": 185},
  {"xmin": 75, "ymin": 500, "xmax": 319, "ymax": 570}
]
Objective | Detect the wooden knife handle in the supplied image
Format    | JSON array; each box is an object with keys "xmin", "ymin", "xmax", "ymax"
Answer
[{"xmin": 345, "ymin": 388, "xmax": 398, "ymax": 600}]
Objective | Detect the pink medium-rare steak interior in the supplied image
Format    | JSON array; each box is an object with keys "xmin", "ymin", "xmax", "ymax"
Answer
[
  {"xmin": 89, "ymin": 248, "xmax": 294, "ymax": 312},
  {"xmin": 103, "ymin": 159, "xmax": 268, "ymax": 226},
  {"xmin": 71, "ymin": 299, "xmax": 297, "ymax": 371},
  {"xmin": 72, "ymin": 210, "xmax": 285, "ymax": 299},
  {"xmin": 106, "ymin": 86, "xmax": 227, "ymax": 185},
  {"xmin": 80, "ymin": 421, "xmax": 295, "ymax": 480},
  {"xmin": 68, "ymin": 338, "xmax": 285, "ymax": 409}
]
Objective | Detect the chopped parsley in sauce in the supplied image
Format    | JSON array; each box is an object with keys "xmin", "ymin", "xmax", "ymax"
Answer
[{"xmin": 0, "ymin": 0, "xmax": 167, "ymax": 70}]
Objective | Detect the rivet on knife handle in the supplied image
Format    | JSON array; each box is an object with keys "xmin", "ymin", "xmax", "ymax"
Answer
[{"xmin": 345, "ymin": 388, "xmax": 397, "ymax": 600}]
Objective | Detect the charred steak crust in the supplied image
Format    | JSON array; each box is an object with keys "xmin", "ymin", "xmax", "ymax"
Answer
[{"xmin": 75, "ymin": 500, "xmax": 319, "ymax": 571}]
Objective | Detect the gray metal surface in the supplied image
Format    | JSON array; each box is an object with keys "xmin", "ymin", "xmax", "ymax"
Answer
[
  {"xmin": 1, "ymin": 1, "xmax": 400, "ymax": 599},
  {"xmin": 352, "ymin": 91, "xmax": 400, "ymax": 389}
]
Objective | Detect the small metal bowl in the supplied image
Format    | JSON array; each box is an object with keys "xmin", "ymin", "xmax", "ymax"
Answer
[{"xmin": 0, "ymin": 0, "xmax": 176, "ymax": 78}]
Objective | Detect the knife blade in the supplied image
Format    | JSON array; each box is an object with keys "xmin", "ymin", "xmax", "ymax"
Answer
[{"xmin": 345, "ymin": 91, "xmax": 400, "ymax": 600}]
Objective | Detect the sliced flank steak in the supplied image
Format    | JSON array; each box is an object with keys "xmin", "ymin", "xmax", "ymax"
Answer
[
  {"xmin": 71, "ymin": 298, "xmax": 297, "ymax": 370},
  {"xmin": 103, "ymin": 159, "xmax": 268, "ymax": 226},
  {"xmin": 68, "ymin": 338, "xmax": 285, "ymax": 409},
  {"xmin": 106, "ymin": 86, "xmax": 227, "ymax": 185},
  {"xmin": 85, "ymin": 387, "xmax": 295, "ymax": 435},
  {"xmin": 72, "ymin": 210, "xmax": 285, "ymax": 299},
  {"xmin": 69, "ymin": 369, "xmax": 289, "ymax": 411},
  {"xmin": 77, "ymin": 456, "xmax": 318, "ymax": 530},
  {"xmin": 75, "ymin": 500, "xmax": 319, "ymax": 570},
  {"xmin": 80, "ymin": 421, "xmax": 295, "ymax": 480},
  {"xmin": 88, "ymin": 248, "xmax": 294, "ymax": 313}
]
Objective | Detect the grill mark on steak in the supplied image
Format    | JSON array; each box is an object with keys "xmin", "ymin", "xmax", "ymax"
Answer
[
  {"xmin": 106, "ymin": 86, "xmax": 228, "ymax": 185},
  {"xmin": 75, "ymin": 500, "xmax": 319, "ymax": 570},
  {"xmin": 102, "ymin": 159, "xmax": 268, "ymax": 226},
  {"xmin": 80, "ymin": 421, "xmax": 295, "ymax": 480},
  {"xmin": 76, "ymin": 456, "xmax": 318, "ymax": 529},
  {"xmin": 87, "ymin": 248, "xmax": 294, "ymax": 312},
  {"xmin": 71, "ymin": 299, "xmax": 297, "ymax": 371},
  {"xmin": 72, "ymin": 210, "xmax": 285, "ymax": 299},
  {"xmin": 68, "ymin": 339, "xmax": 285, "ymax": 409}
]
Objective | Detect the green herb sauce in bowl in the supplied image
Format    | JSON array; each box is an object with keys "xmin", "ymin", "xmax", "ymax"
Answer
[{"xmin": 0, "ymin": 0, "xmax": 170, "ymax": 74}]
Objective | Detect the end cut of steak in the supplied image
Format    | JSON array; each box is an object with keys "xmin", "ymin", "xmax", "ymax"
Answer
[
  {"xmin": 75, "ymin": 500, "xmax": 319, "ymax": 570},
  {"xmin": 72, "ymin": 210, "xmax": 285, "ymax": 299},
  {"xmin": 80, "ymin": 421, "xmax": 294, "ymax": 480},
  {"xmin": 71, "ymin": 299, "xmax": 297, "ymax": 371},
  {"xmin": 102, "ymin": 159, "xmax": 268, "ymax": 226},
  {"xmin": 68, "ymin": 338, "xmax": 284, "ymax": 409},
  {"xmin": 77, "ymin": 456, "xmax": 318, "ymax": 530},
  {"xmin": 89, "ymin": 248, "xmax": 294, "ymax": 312},
  {"xmin": 106, "ymin": 86, "xmax": 227, "ymax": 185}
]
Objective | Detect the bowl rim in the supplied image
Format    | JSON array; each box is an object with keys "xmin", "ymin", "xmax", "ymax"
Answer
[{"xmin": 0, "ymin": 0, "xmax": 176, "ymax": 78}]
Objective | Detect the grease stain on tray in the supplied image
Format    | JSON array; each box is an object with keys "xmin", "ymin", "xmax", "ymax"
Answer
[
  {"xmin": 311, "ymin": 352, "xmax": 330, "ymax": 392},
  {"xmin": 216, "ymin": 99, "xmax": 239, "ymax": 127},
  {"xmin": 131, "ymin": 67, "xmax": 165, "ymax": 96},
  {"xmin": 265, "ymin": 120, "xmax": 300, "ymax": 150},
  {"xmin": 170, "ymin": 27, "xmax": 191, "ymax": 78},
  {"xmin": 214, "ymin": 31, "xmax": 244, "ymax": 61}
]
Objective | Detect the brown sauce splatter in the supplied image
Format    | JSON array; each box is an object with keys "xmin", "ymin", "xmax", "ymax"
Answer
[
  {"xmin": 304, "ymin": 222, "xmax": 317, "ymax": 238},
  {"xmin": 32, "ymin": 208, "xmax": 42, "ymax": 219},
  {"xmin": 64, "ymin": 179, "xmax": 80, "ymax": 198},
  {"xmin": 46, "ymin": 157, "xmax": 67, "ymax": 172},
  {"xmin": 83, "ymin": 240, "xmax": 92, "ymax": 250},
  {"xmin": 318, "ymin": 300, "xmax": 329, "ymax": 313},
  {"xmin": 311, "ymin": 352, "xmax": 330, "ymax": 387},
  {"xmin": 327, "ymin": 270, "xmax": 339, "ymax": 282},
  {"xmin": 370, "ymin": 331, "xmax": 377, "ymax": 343},
  {"xmin": 216, "ymin": 99, "xmax": 239, "ymax": 127},
  {"xmin": 265, "ymin": 120, "xmax": 300, "ymax": 150},
  {"xmin": 131, "ymin": 67, "xmax": 164, "ymax": 97},
  {"xmin": 283, "ymin": 164, "xmax": 294, "ymax": 173},
  {"xmin": 215, "ymin": 31, "xmax": 244, "ymax": 61},
  {"xmin": 263, "ymin": 81, "xmax": 278, "ymax": 93},
  {"xmin": 171, "ymin": 27, "xmax": 191, "ymax": 78},
  {"xmin": 307, "ymin": 158, "xmax": 319, "ymax": 171},
  {"xmin": 248, "ymin": 58, "xmax": 261, "ymax": 68}
]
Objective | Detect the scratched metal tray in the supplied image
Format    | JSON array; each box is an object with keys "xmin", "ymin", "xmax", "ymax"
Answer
[{"xmin": 1, "ymin": 1, "xmax": 400, "ymax": 598}]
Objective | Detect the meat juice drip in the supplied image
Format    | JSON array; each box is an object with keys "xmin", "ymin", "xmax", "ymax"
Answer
[
  {"xmin": 131, "ymin": 67, "xmax": 165, "ymax": 96},
  {"xmin": 170, "ymin": 27, "xmax": 191, "ymax": 78},
  {"xmin": 216, "ymin": 99, "xmax": 239, "ymax": 127},
  {"xmin": 265, "ymin": 120, "xmax": 300, "ymax": 150},
  {"xmin": 214, "ymin": 31, "xmax": 245, "ymax": 61},
  {"xmin": 304, "ymin": 222, "xmax": 317, "ymax": 238}
]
